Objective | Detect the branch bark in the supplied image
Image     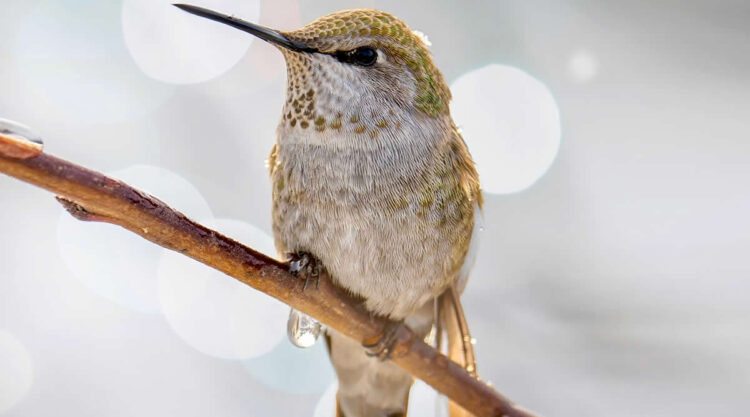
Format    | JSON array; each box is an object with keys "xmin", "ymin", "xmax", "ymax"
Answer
[{"xmin": 0, "ymin": 132, "xmax": 538, "ymax": 417}]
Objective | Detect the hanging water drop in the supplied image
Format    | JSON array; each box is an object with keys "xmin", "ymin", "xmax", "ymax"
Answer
[
  {"xmin": 0, "ymin": 118, "xmax": 43, "ymax": 145},
  {"xmin": 287, "ymin": 308, "xmax": 321, "ymax": 348},
  {"xmin": 0, "ymin": 118, "xmax": 44, "ymax": 160}
]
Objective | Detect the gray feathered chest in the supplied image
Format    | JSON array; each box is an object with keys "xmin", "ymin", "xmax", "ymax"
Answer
[{"xmin": 269, "ymin": 124, "xmax": 476, "ymax": 319}]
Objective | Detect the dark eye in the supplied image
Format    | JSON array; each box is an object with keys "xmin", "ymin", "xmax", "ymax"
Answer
[
  {"xmin": 334, "ymin": 46, "xmax": 378, "ymax": 67},
  {"xmin": 352, "ymin": 47, "xmax": 377, "ymax": 66}
]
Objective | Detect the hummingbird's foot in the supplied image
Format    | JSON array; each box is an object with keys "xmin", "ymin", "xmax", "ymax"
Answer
[
  {"xmin": 363, "ymin": 320, "xmax": 406, "ymax": 361},
  {"xmin": 288, "ymin": 251, "xmax": 323, "ymax": 291}
]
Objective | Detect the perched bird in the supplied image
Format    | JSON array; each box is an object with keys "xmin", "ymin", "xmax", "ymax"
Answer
[{"xmin": 176, "ymin": 5, "xmax": 482, "ymax": 416}]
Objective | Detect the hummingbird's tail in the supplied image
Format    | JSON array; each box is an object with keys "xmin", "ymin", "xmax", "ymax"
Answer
[
  {"xmin": 325, "ymin": 302, "xmax": 435, "ymax": 417},
  {"xmin": 327, "ymin": 330, "xmax": 412, "ymax": 417}
]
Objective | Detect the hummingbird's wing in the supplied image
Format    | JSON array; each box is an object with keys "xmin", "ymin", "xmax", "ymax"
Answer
[
  {"xmin": 440, "ymin": 201, "xmax": 482, "ymax": 417},
  {"xmin": 440, "ymin": 285, "xmax": 477, "ymax": 377},
  {"xmin": 456, "ymin": 197, "xmax": 484, "ymax": 293},
  {"xmin": 440, "ymin": 285, "xmax": 478, "ymax": 417},
  {"xmin": 444, "ymin": 200, "xmax": 482, "ymax": 368}
]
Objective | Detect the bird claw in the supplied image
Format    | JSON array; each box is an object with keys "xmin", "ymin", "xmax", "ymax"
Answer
[
  {"xmin": 288, "ymin": 251, "xmax": 323, "ymax": 291},
  {"xmin": 363, "ymin": 320, "xmax": 406, "ymax": 361}
]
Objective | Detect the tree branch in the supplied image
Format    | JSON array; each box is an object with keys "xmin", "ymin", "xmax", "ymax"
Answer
[{"xmin": 0, "ymin": 131, "xmax": 538, "ymax": 417}]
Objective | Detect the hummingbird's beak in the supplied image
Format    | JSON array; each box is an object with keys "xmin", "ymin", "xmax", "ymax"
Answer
[{"xmin": 173, "ymin": 4, "xmax": 315, "ymax": 53}]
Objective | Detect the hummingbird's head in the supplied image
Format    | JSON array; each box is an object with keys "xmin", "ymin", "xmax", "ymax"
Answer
[
  {"xmin": 176, "ymin": 5, "xmax": 451, "ymax": 142},
  {"xmin": 279, "ymin": 9, "xmax": 450, "ymax": 117}
]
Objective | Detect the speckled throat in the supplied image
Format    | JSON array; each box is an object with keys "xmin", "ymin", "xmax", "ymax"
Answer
[{"xmin": 279, "ymin": 49, "xmax": 421, "ymax": 143}]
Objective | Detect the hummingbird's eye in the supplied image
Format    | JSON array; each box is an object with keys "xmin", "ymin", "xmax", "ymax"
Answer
[
  {"xmin": 334, "ymin": 46, "xmax": 378, "ymax": 67},
  {"xmin": 352, "ymin": 47, "xmax": 377, "ymax": 66}
]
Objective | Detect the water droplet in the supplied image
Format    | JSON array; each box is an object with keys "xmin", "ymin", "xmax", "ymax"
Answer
[
  {"xmin": 287, "ymin": 308, "xmax": 321, "ymax": 348},
  {"xmin": 0, "ymin": 118, "xmax": 43, "ymax": 144}
]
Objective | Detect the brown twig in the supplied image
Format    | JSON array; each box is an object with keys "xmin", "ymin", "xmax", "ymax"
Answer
[{"xmin": 0, "ymin": 132, "xmax": 538, "ymax": 417}]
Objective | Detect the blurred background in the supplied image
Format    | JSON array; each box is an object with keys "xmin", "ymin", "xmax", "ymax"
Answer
[{"xmin": 1, "ymin": 0, "xmax": 749, "ymax": 416}]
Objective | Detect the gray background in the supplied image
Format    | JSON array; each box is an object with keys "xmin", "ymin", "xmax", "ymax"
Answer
[{"xmin": 1, "ymin": 0, "xmax": 749, "ymax": 416}]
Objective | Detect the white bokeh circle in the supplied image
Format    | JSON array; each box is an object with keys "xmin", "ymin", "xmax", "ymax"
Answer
[
  {"xmin": 242, "ymin": 337, "xmax": 334, "ymax": 395},
  {"xmin": 0, "ymin": 331, "xmax": 33, "ymax": 413},
  {"xmin": 12, "ymin": 0, "xmax": 175, "ymax": 124},
  {"xmin": 57, "ymin": 165, "xmax": 212, "ymax": 312},
  {"xmin": 451, "ymin": 64, "xmax": 561, "ymax": 194},
  {"xmin": 568, "ymin": 50, "xmax": 599, "ymax": 82},
  {"xmin": 122, "ymin": 0, "xmax": 261, "ymax": 84},
  {"xmin": 158, "ymin": 218, "xmax": 287, "ymax": 359}
]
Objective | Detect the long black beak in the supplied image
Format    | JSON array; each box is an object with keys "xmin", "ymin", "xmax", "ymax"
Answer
[{"xmin": 173, "ymin": 4, "xmax": 316, "ymax": 53}]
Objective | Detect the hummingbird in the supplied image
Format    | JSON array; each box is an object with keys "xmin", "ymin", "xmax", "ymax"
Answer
[{"xmin": 176, "ymin": 5, "xmax": 482, "ymax": 416}]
